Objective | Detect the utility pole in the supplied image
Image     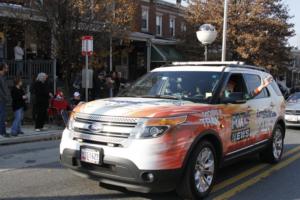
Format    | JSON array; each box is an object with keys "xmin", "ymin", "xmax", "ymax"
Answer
[{"xmin": 221, "ymin": 0, "xmax": 228, "ymax": 61}]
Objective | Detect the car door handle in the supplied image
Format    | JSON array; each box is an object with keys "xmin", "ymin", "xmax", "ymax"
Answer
[{"xmin": 270, "ymin": 102, "xmax": 275, "ymax": 107}]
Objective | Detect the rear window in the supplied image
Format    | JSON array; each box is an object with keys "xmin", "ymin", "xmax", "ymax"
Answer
[{"xmin": 271, "ymin": 81, "xmax": 283, "ymax": 96}]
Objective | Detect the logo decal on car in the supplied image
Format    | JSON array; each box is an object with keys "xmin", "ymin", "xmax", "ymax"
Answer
[
  {"xmin": 88, "ymin": 123, "xmax": 103, "ymax": 133},
  {"xmin": 231, "ymin": 112, "xmax": 251, "ymax": 142}
]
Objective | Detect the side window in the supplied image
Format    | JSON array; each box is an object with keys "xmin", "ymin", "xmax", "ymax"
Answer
[
  {"xmin": 243, "ymin": 74, "xmax": 269, "ymax": 99},
  {"xmin": 221, "ymin": 73, "xmax": 248, "ymax": 101}
]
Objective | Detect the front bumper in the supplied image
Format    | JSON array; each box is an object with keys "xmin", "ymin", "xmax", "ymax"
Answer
[
  {"xmin": 285, "ymin": 114, "xmax": 300, "ymax": 127},
  {"xmin": 285, "ymin": 121, "xmax": 300, "ymax": 127},
  {"xmin": 60, "ymin": 148, "xmax": 182, "ymax": 193}
]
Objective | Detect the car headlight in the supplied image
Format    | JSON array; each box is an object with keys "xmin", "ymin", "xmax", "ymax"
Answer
[
  {"xmin": 131, "ymin": 116, "xmax": 187, "ymax": 139},
  {"xmin": 67, "ymin": 112, "xmax": 75, "ymax": 131}
]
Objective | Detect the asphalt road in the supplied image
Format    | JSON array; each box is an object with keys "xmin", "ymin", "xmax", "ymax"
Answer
[{"xmin": 0, "ymin": 128, "xmax": 300, "ymax": 200}]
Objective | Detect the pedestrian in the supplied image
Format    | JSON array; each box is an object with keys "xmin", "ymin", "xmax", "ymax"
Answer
[
  {"xmin": 106, "ymin": 73, "xmax": 115, "ymax": 97},
  {"xmin": 14, "ymin": 41, "xmax": 24, "ymax": 76},
  {"xmin": 0, "ymin": 37, "xmax": 4, "ymax": 63},
  {"xmin": 30, "ymin": 75, "xmax": 37, "ymax": 122},
  {"xmin": 112, "ymin": 71, "xmax": 120, "ymax": 96},
  {"xmin": 0, "ymin": 63, "xmax": 9, "ymax": 137},
  {"xmin": 71, "ymin": 91, "xmax": 82, "ymax": 108},
  {"xmin": 93, "ymin": 68, "xmax": 106, "ymax": 99},
  {"xmin": 10, "ymin": 77, "xmax": 27, "ymax": 136},
  {"xmin": 34, "ymin": 73, "xmax": 52, "ymax": 132}
]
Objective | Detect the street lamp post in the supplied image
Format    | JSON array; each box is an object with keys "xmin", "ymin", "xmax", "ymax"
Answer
[
  {"xmin": 221, "ymin": 0, "xmax": 228, "ymax": 61},
  {"xmin": 196, "ymin": 24, "xmax": 217, "ymax": 61},
  {"xmin": 204, "ymin": 45, "xmax": 208, "ymax": 61}
]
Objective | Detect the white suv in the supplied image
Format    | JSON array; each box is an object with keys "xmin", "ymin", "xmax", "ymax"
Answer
[{"xmin": 60, "ymin": 61, "xmax": 285, "ymax": 199}]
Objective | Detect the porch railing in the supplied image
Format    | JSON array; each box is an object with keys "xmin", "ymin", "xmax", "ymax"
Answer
[{"xmin": 5, "ymin": 60, "xmax": 54, "ymax": 81}]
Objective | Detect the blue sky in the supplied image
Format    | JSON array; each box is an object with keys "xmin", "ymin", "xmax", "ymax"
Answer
[
  {"xmin": 284, "ymin": 0, "xmax": 300, "ymax": 48},
  {"xmin": 164, "ymin": 0, "xmax": 299, "ymax": 48}
]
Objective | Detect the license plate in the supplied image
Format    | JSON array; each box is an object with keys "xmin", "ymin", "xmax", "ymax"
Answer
[
  {"xmin": 285, "ymin": 115, "xmax": 298, "ymax": 122},
  {"xmin": 80, "ymin": 147, "xmax": 102, "ymax": 165}
]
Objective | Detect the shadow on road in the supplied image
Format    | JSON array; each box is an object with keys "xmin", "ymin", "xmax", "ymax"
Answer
[
  {"xmin": 287, "ymin": 126, "xmax": 300, "ymax": 131},
  {"xmin": 0, "ymin": 192, "xmax": 181, "ymax": 200}
]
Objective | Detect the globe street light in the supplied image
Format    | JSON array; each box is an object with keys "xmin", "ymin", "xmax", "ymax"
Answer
[{"xmin": 196, "ymin": 24, "xmax": 217, "ymax": 61}]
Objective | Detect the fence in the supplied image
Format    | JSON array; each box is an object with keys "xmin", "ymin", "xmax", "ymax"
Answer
[{"xmin": 5, "ymin": 60, "xmax": 54, "ymax": 81}]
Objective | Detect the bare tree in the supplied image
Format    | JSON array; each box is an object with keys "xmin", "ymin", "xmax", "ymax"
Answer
[{"xmin": 33, "ymin": 0, "xmax": 136, "ymax": 90}]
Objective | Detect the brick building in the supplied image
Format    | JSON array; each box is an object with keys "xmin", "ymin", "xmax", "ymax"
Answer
[
  {"xmin": 115, "ymin": 0, "xmax": 186, "ymax": 80},
  {"xmin": 0, "ymin": 0, "xmax": 187, "ymax": 82}
]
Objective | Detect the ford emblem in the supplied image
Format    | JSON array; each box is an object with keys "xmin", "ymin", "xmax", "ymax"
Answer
[{"xmin": 88, "ymin": 123, "xmax": 103, "ymax": 133}]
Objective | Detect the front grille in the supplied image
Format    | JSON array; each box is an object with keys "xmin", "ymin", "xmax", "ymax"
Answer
[
  {"xmin": 72, "ymin": 113, "xmax": 139, "ymax": 145},
  {"xmin": 75, "ymin": 113, "xmax": 140, "ymax": 123},
  {"xmin": 285, "ymin": 110, "xmax": 300, "ymax": 115}
]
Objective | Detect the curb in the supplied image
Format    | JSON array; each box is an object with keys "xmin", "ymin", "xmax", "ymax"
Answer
[{"xmin": 0, "ymin": 130, "xmax": 63, "ymax": 145}]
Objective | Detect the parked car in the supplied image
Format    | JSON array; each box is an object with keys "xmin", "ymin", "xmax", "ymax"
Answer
[
  {"xmin": 60, "ymin": 61, "xmax": 285, "ymax": 199},
  {"xmin": 285, "ymin": 92, "xmax": 300, "ymax": 127}
]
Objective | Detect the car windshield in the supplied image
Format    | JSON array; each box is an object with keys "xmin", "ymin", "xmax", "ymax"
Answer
[
  {"xmin": 119, "ymin": 71, "xmax": 222, "ymax": 103},
  {"xmin": 287, "ymin": 93, "xmax": 300, "ymax": 103}
]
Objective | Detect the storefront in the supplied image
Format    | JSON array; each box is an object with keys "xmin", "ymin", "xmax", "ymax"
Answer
[{"xmin": 121, "ymin": 32, "xmax": 183, "ymax": 81}]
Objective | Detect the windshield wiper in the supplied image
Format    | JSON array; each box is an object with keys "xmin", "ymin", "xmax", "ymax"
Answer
[{"xmin": 139, "ymin": 94, "xmax": 180, "ymax": 100}]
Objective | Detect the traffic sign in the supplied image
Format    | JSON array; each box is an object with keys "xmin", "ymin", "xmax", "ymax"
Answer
[{"xmin": 82, "ymin": 36, "xmax": 93, "ymax": 56}]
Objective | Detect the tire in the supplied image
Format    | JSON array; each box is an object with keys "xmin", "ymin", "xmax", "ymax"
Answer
[
  {"xmin": 177, "ymin": 140, "xmax": 217, "ymax": 200},
  {"xmin": 260, "ymin": 124, "xmax": 284, "ymax": 163}
]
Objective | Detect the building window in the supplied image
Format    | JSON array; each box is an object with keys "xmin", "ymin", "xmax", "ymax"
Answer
[
  {"xmin": 181, "ymin": 22, "xmax": 187, "ymax": 32},
  {"xmin": 169, "ymin": 16, "xmax": 176, "ymax": 37},
  {"xmin": 156, "ymin": 14, "xmax": 163, "ymax": 36},
  {"xmin": 141, "ymin": 7, "xmax": 149, "ymax": 32}
]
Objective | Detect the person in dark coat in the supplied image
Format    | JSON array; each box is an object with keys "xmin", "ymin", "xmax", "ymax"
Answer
[
  {"xmin": 93, "ymin": 70, "xmax": 107, "ymax": 99},
  {"xmin": 10, "ymin": 78, "xmax": 27, "ymax": 136},
  {"xmin": 34, "ymin": 73, "xmax": 52, "ymax": 131},
  {"xmin": 0, "ymin": 63, "xmax": 9, "ymax": 137},
  {"xmin": 112, "ymin": 71, "xmax": 120, "ymax": 97},
  {"xmin": 29, "ymin": 75, "xmax": 37, "ymax": 122}
]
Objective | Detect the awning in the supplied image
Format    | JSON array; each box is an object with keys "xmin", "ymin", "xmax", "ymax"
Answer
[
  {"xmin": 0, "ymin": 3, "xmax": 46, "ymax": 22},
  {"xmin": 151, "ymin": 44, "xmax": 183, "ymax": 62}
]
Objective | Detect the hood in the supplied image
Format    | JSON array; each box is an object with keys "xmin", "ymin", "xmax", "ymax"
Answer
[
  {"xmin": 74, "ymin": 97, "xmax": 210, "ymax": 118},
  {"xmin": 286, "ymin": 102, "xmax": 300, "ymax": 110}
]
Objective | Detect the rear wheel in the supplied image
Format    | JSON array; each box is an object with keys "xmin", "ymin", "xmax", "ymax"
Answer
[
  {"xmin": 260, "ymin": 124, "xmax": 284, "ymax": 163},
  {"xmin": 177, "ymin": 140, "xmax": 217, "ymax": 200}
]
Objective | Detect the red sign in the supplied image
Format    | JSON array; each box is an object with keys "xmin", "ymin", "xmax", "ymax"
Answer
[{"xmin": 82, "ymin": 36, "xmax": 93, "ymax": 56}]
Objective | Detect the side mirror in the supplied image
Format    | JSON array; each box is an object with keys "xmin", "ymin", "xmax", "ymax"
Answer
[{"xmin": 221, "ymin": 92, "xmax": 247, "ymax": 104}]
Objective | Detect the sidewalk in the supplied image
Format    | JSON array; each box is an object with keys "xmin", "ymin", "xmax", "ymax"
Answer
[{"xmin": 0, "ymin": 125, "xmax": 64, "ymax": 145}]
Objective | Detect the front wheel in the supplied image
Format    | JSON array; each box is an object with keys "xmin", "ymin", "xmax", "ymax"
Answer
[
  {"xmin": 260, "ymin": 125, "xmax": 284, "ymax": 163},
  {"xmin": 177, "ymin": 140, "xmax": 217, "ymax": 200}
]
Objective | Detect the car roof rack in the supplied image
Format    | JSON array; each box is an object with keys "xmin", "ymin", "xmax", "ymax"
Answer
[
  {"xmin": 169, "ymin": 61, "xmax": 267, "ymax": 72},
  {"xmin": 234, "ymin": 64, "xmax": 268, "ymax": 72},
  {"xmin": 171, "ymin": 61, "xmax": 245, "ymax": 66}
]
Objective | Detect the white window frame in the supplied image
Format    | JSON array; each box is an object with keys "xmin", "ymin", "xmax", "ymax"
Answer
[
  {"xmin": 141, "ymin": 6, "xmax": 149, "ymax": 32},
  {"xmin": 169, "ymin": 16, "xmax": 176, "ymax": 37},
  {"xmin": 156, "ymin": 13, "xmax": 163, "ymax": 36}
]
